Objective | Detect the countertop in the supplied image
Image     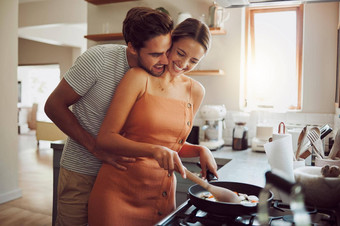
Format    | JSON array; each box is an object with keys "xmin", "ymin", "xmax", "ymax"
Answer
[
  {"xmin": 181, "ymin": 146, "xmax": 271, "ymax": 187},
  {"xmin": 51, "ymin": 141, "xmax": 340, "ymax": 220},
  {"xmin": 51, "ymin": 141, "xmax": 270, "ymax": 186}
]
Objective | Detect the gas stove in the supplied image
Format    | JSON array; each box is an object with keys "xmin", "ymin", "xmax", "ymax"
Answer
[{"xmin": 156, "ymin": 200, "xmax": 340, "ymax": 226}]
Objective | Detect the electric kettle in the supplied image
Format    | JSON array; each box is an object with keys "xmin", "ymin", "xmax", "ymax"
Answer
[{"xmin": 208, "ymin": 1, "xmax": 230, "ymax": 28}]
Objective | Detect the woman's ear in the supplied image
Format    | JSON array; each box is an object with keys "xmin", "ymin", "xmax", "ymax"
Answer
[{"xmin": 127, "ymin": 42, "xmax": 137, "ymax": 55}]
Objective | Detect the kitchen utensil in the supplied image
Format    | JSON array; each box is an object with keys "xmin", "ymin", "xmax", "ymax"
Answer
[
  {"xmin": 295, "ymin": 126, "xmax": 307, "ymax": 160},
  {"xmin": 328, "ymin": 129, "xmax": 340, "ymax": 159},
  {"xmin": 196, "ymin": 162, "xmax": 217, "ymax": 182},
  {"xmin": 307, "ymin": 127, "xmax": 324, "ymax": 159},
  {"xmin": 298, "ymin": 125, "xmax": 332, "ymax": 159},
  {"xmin": 208, "ymin": 1, "xmax": 230, "ymax": 28},
  {"xmin": 188, "ymin": 181, "xmax": 273, "ymax": 216},
  {"xmin": 184, "ymin": 168, "xmax": 240, "ymax": 203},
  {"xmin": 320, "ymin": 124, "xmax": 333, "ymax": 140}
]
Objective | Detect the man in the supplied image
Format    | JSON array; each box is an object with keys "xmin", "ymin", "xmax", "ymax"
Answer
[{"xmin": 44, "ymin": 7, "xmax": 173, "ymax": 226}]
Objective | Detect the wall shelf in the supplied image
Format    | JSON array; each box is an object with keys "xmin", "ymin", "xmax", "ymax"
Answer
[
  {"xmin": 185, "ymin": 69, "xmax": 224, "ymax": 76},
  {"xmin": 84, "ymin": 33, "xmax": 124, "ymax": 41},
  {"xmin": 209, "ymin": 27, "xmax": 227, "ymax": 35},
  {"xmin": 85, "ymin": 0, "xmax": 136, "ymax": 5},
  {"xmin": 85, "ymin": 28, "xmax": 226, "ymax": 41}
]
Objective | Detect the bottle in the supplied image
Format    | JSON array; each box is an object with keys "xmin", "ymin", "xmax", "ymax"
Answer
[
  {"xmin": 208, "ymin": 1, "xmax": 218, "ymax": 28},
  {"xmin": 232, "ymin": 122, "xmax": 248, "ymax": 150},
  {"xmin": 208, "ymin": 1, "xmax": 226, "ymax": 28}
]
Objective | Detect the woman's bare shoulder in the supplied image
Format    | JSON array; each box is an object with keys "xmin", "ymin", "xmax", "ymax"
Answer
[
  {"xmin": 123, "ymin": 67, "xmax": 150, "ymax": 84},
  {"xmin": 185, "ymin": 76, "xmax": 205, "ymax": 96}
]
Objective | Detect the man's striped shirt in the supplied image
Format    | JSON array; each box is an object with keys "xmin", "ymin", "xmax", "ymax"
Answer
[{"xmin": 61, "ymin": 44, "xmax": 130, "ymax": 176}]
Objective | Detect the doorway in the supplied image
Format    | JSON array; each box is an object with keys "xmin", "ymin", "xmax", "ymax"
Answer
[{"xmin": 17, "ymin": 64, "xmax": 60, "ymax": 133}]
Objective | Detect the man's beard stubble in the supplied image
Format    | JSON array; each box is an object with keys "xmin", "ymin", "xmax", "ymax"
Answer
[{"xmin": 137, "ymin": 55, "xmax": 165, "ymax": 77}]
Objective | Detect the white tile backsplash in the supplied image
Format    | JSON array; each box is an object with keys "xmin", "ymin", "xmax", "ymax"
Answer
[{"xmin": 194, "ymin": 110, "xmax": 336, "ymax": 146}]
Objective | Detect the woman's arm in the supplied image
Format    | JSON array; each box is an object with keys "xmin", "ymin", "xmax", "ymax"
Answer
[
  {"xmin": 96, "ymin": 68, "xmax": 186, "ymax": 177},
  {"xmin": 179, "ymin": 78, "xmax": 218, "ymax": 179}
]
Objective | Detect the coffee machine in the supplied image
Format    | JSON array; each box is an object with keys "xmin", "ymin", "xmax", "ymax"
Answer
[{"xmin": 199, "ymin": 105, "xmax": 227, "ymax": 150}]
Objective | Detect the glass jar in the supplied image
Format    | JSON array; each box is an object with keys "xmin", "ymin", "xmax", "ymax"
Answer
[{"xmin": 232, "ymin": 122, "xmax": 248, "ymax": 150}]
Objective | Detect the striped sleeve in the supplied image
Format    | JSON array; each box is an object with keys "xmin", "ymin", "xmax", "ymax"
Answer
[{"xmin": 64, "ymin": 46, "xmax": 104, "ymax": 96}]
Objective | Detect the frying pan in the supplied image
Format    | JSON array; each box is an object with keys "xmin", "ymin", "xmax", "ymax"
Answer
[{"xmin": 188, "ymin": 181, "xmax": 273, "ymax": 216}]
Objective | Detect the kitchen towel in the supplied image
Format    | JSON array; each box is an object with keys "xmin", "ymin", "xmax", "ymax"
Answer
[{"xmin": 264, "ymin": 134, "xmax": 295, "ymax": 203}]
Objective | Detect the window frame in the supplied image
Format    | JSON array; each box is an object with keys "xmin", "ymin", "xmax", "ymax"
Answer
[{"xmin": 244, "ymin": 4, "xmax": 304, "ymax": 110}]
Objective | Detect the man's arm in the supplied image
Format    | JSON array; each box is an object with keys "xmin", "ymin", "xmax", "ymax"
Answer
[
  {"xmin": 45, "ymin": 78, "xmax": 135, "ymax": 169},
  {"xmin": 44, "ymin": 78, "xmax": 96, "ymax": 152}
]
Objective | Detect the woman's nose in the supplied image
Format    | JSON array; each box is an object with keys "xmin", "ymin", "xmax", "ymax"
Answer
[{"xmin": 181, "ymin": 59, "xmax": 190, "ymax": 70}]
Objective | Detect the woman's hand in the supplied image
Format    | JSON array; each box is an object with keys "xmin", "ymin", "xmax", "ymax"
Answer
[
  {"xmin": 153, "ymin": 146, "xmax": 186, "ymax": 179},
  {"xmin": 198, "ymin": 146, "xmax": 218, "ymax": 180}
]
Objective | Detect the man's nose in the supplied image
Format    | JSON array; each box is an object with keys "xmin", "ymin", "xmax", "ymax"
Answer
[{"xmin": 159, "ymin": 53, "xmax": 168, "ymax": 65}]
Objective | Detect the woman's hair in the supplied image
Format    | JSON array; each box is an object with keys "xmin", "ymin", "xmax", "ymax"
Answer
[
  {"xmin": 172, "ymin": 18, "xmax": 211, "ymax": 53},
  {"xmin": 123, "ymin": 7, "xmax": 173, "ymax": 51}
]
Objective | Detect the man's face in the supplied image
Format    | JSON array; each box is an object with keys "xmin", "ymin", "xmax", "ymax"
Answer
[{"xmin": 136, "ymin": 34, "xmax": 172, "ymax": 77}]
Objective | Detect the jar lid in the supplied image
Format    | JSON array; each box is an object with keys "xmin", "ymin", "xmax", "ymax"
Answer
[{"xmin": 235, "ymin": 122, "xmax": 246, "ymax": 126}]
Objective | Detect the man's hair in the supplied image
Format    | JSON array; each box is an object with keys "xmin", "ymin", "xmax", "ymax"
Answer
[
  {"xmin": 123, "ymin": 7, "xmax": 173, "ymax": 51},
  {"xmin": 172, "ymin": 18, "xmax": 211, "ymax": 53}
]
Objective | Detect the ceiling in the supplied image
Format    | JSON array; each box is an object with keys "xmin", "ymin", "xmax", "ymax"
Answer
[
  {"xmin": 217, "ymin": 0, "xmax": 340, "ymax": 7},
  {"xmin": 18, "ymin": 0, "xmax": 87, "ymax": 52}
]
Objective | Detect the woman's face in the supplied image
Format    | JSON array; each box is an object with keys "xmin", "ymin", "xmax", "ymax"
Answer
[{"xmin": 167, "ymin": 37, "xmax": 206, "ymax": 76}]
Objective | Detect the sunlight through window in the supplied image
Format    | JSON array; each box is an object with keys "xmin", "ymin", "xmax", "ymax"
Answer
[{"xmin": 245, "ymin": 6, "xmax": 303, "ymax": 111}]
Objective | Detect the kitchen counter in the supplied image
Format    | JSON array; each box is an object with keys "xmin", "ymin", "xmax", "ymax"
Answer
[
  {"xmin": 51, "ymin": 142, "xmax": 340, "ymax": 224},
  {"xmin": 181, "ymin": 146, "xmax": 271, "ymax": 187}
]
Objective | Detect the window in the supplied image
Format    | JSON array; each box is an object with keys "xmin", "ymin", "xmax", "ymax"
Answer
[{"xmin": 244, "ymin": 5, "xmax": 303, "ymax": 111}]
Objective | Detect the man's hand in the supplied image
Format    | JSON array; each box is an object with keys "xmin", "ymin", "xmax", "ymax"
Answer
[{"xmin": 93, "ymin": 149, "xmax": 136, "ymax": 171}]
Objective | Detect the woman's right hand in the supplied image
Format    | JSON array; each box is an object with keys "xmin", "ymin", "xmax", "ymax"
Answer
[{"xmin": 153, "ymin": 146, "xmax": 186, "ymax": 179}]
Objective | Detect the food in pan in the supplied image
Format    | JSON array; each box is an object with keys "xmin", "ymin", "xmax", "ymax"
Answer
[{"xmin": 199, "ymin": 191, "xmax": 259, "ymax": 206}]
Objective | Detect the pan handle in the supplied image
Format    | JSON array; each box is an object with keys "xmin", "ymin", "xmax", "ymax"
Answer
[
  {"xmin": 265, "ymin": 171, "xmax": 295, "ymax": 194},
  {"xmin": 196, "ymin": 162, "xmax": 217, "ymax": 182}
]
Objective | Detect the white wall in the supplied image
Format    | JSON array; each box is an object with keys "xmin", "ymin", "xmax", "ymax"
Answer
[
  {"xmin": 302, "ymin": 2, "xmax": 338, "ymax": 113},
  {"xmin": 19, "ymin": 0, "xmax": 87, "ymax": 27},
  {"xmin": 0, "ymin": 0, "xmax": 22, "ymax": 204},
  {"xmin": 18, "ymin": 38, "xmax": 76, "ymax": 80},
  {"xmin": 87, "ymin": 0, "xmax": 338, "ymax": 114}
]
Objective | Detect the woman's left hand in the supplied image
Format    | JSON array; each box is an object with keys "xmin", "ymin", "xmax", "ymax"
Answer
[{"xmin": 198, "ymin": 146, "xmax": 218, "ymax": 180}]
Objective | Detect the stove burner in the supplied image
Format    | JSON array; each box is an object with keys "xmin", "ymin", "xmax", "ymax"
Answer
[
  {"xmin": 282, "ymin": 215, "xmax": 294, "ymax": 223},
  {"xmin": 156, "ymin": 200, "xmax": 339, "ymax": 226}
]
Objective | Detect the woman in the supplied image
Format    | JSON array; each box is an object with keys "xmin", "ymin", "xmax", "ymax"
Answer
[{"xmin": 88, "ymin": 18, "xmax": 217, "ymax": 225}]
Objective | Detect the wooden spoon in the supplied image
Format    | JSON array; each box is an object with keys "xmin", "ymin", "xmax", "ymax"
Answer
[
  {"xmin": 295, "ymin": 126, "xmax": 307, "ymax": 160},
  {"xmin": 184, "ymin": 168, "xmax": 241, "ymax": 203},
  {"xmin": 328, "ymin": 129, "xmax": 340, "ymax": 159}
]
